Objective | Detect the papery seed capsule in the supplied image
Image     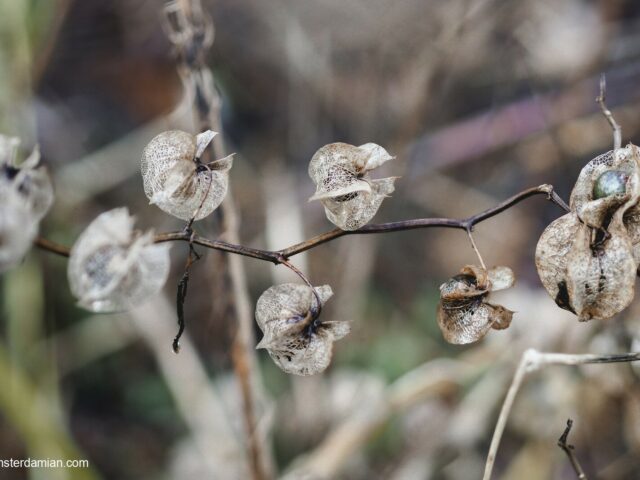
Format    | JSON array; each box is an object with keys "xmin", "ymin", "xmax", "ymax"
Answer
[
  {"xmin": 593, "ymin": 170, "xmax": 628, "ymax": 199},
  {"xmin": 141, "ymin": 130, "xmax": 232, "ymax": 221},
  {"xmin": 308, "ymin": 142, "xmax": 397, "ymax": 230},
  {"xmin": 68, "ymin": 208, "xmax": 171, "ymax": 312},
  {"xmin": 439, "ymin": 274, "xmax": 477, "ymax": 296},
  {"xmin": 255, "ymin": 283, "xmax": 350, "ymax": 376}
]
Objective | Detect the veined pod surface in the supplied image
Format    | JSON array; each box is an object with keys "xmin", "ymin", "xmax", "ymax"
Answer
[
  {"xmin": 68, "ymin": 208, "xmax": 171, "ymax": 312},
  {"xmin": 141, "ymin": 130, "xmax": 233, "ymax": 221},
  {"xmin": 536, "ymin": 144, "xmax": 640, "ymax": 321},
  {"xmin": 255, "ymin": 283, "xmax": 349, "ymax": 376},
  {"xmin": 308, "ymin": 142, "xmax": 397, "ymax": 230}
]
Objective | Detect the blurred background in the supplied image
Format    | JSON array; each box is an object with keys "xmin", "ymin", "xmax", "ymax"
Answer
[{"xmin": 2, "ymin": 0, "xmax": 640, "ymax": 478}]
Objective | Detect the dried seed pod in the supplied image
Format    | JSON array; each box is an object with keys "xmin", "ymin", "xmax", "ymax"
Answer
[
  {"xmin": 536, "ymin": 144, "xmax": 640, "ymax": 321},
  {"xmin": 437, "ymin": 265, "xmax": 514, "ymax": 344},
  {"xmin": 308, "ymin": 142, "xmax": 397, "ymax": 230},
  {"xmin": 255, "ymin": 283, "xmax": 349, "ymax": 376},
  {"xmin": 68, "ymin": 208, "xmax": 171, "ymax": 312},
  {"xmin": 0, "ymin": 185, "xmax": 38, "ymax": 272},
  {"xmin": 0, "ymin": 136, "xmax": 54, "ymax": 272},
  {"xmin": 141, "ymin": 130, "xmax": 233, "ymax": 221}
]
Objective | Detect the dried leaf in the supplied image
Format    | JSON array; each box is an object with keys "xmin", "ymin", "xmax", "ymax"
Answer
[
  {"xmin": 255, "ymin": 283, "xmax": 349, "ymax": 376},
  {"xmin": 68, "ymin": 208, "xmax": 171, "ymax": 312},
  {"xmin": 308, "ymin": 142, "xmax": 397, "ymax": 230},
  {"xmin": 141, "ymin": 130, "xmax": 231, "ymax": 221},
  {"xmin": 437, "ymin": 265, "xmax": 515, "ymax": 344}
]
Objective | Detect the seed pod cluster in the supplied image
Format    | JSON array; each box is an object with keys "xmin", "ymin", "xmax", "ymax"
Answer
[
  {"xmin": 0, "ymin": 135, "xmax": 53, "ymax": 272},
  {"xmin": 68, "ymin": 208, "xmax": 171, "ymax": 312},
  {"xmin": 437, "ymin": 265, "xmax": 514, "ymax": 344},
  {"xmin": 255, "ymin": 283, "xmax": 350, "ymax": 375},
  {"xmin": 141, "ymin": 130, "xmax": 233, "ymax": 221},
  {"xmin": 536, "ymin": 144, "xmax": 640, "ymax": 321},
  {"xmin": 308, "ymin": 142, "xmax": 397, "ymax": 230}
]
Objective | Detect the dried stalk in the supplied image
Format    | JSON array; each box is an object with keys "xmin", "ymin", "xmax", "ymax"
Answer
[
  {"xmin": 35, "ymin": 183, "xmax": 570, "ymax": 260},
  {"xmin": 482, "ymin": 349, "xmax": 640, "ymax": 480},
  {"xmin": 164, "ymin": 1, "xmax": 271, "ymax": 479},
  {"xmin": 596, "ymin": 74, "xmax": 621, "ymax": 151}
]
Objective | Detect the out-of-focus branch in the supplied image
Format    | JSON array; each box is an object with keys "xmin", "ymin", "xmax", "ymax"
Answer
[
  {"xmin": 558, "ymin": 419, "xmax": 588, "ymax": 480},
  {"xmin": 285, "ymin": 358, "xmax": 481, "ymax": 479},
  {"xmin": 164, "ymin": 2, "xmax": 271, "ymax": 479},
  {"xmin": 483, "ymin": 349, "xmax": 640, "ymax": 480}
]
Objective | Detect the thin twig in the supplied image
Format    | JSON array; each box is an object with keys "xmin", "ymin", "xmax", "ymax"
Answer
[
  {"xmin": 165, "ymin": 1, "xmax": 270, "ymax": 479},
  {"xmin": 558, "ymin": 418, "xmax": 588, "ymax": 479},
  {"xmin": 483, "ymin": 349, "xmax": 640, "ymax": 480},
  {"xmin": 596, "ymin": 74, "xmax": 622, "ymax": 150},
  {"xmin": 34, "ymin": 237, "xmax": 70, "ymax": 257},
  {"xmin": 279, "ymin": 258, "xmax": 322, "ymax": 319},
  {"xmin": 34, "ymin": 183, "xmax": 570, "ymax": 262},
  {"xmin": 466, "ymin": 229, "xmax": 486, "ymax": 270},
  {"xmin": 173, "ymin": 239, "xmax": 201, "ymax": 353}
]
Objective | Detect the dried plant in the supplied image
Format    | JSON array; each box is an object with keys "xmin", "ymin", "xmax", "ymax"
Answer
[
  {"xmin": 0, "ymin": 134, "xmax": 52, "ymax": 271},
  {"xmin": 141, "ymin": 129, "xmax": 233, "ymax": 221},
  {"xmin": 536, "ymin": 144, "xmax": 640, "ymax": 321},
  {"xmin": 67, "ymin": 208, "xmax": 171, "ymax": 312},
  {"xmin": 308, "ymin": 142, "xmax": 397, "ymax": 230},
  {"xmin": 437, "ymin": 264, "xmax": 514, "ymax": 344},
  {"xmin": 3, "ymin": 0, "xmax": 640, "ymax": 478},
  {"xmin": 255, "ymin": 283, "xmax": 349, "ymax": 376}
]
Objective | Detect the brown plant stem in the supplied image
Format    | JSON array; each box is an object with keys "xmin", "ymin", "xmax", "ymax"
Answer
[
  {"xmin": 558, "ymin": 419, "xmax": 588, "ymax": 480},
  {"xmin": 165, "ymin": 1, "xmax": 270, "ymax": 479},
  {"xmin": 34, "ymin": 183, "xmax": 570, "ymax": 262}
]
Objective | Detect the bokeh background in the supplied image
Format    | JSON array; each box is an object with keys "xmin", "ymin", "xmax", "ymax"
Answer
[{"xmin": 2, "ymin": 0, "xmax": 640, "ymax": 478}]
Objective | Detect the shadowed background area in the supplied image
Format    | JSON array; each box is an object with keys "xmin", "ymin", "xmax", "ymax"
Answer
[{"xmin": 2, "ymin": 0, "xmax": 640, "ymax": 478}]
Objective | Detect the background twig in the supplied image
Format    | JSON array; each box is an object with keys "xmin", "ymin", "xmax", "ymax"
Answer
[
  {"xmin": 483, "ymin": 349, "xmax": 640, "ymax": 480},
  {"xmin": 558, "ymin": 418, "xmax": 588, "ymax": 480}
]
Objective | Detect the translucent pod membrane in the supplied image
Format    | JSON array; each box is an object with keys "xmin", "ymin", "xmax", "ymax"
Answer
[
  {"xmin": 68, "ymin": 208, "xmax": 171, "ymax": 312},
  {"xmin": 255, "ymin": 283, "xmax": 350, "ymax": 376},
  {"xmin": 308, "ymin": 142, "xmax": 397, "ymax": 231},
  {"xmin": 437, "ymin": 265, "xmax": 514, "ymax": 344},
  {"xmin": 0, "ymin": 135, "xmax": 54, "ymax": 272},
  {"xmin": 536, "ymin": 144, "xmax": 640, "ymax": 321},
  {"xmin": 141, "ymin": 130, "xmax": 233, "ymax": 221},
  {"xmin": 0, "ymin": 185, "xmax": 38, "ymax": 272}
]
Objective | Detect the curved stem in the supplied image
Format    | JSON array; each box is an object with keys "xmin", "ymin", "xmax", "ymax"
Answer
[
  {"xmin": 34, "ymin": 184, "xmax": 570, "ymax": 263},
  {"xmin": 279, "ymin": 258, "xmax": 322, "ymax": 319},
  {"xmin": 466, "ymin": 229, "xmax": 486, "ymax": 270}
]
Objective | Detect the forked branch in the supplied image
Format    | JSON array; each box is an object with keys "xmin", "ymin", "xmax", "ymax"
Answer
[
  {"xmin": 35, "ymin": 183, "xmax": 570, "ymax": 261},
  {"xmin": 558, "ymin": 419, "xmax": 588, "ymax": 480}
]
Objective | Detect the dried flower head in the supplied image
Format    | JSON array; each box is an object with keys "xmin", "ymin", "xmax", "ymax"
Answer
[
  {"xmin": 255, "ymin": 283, "xmax": 349, "ymax": 376},
  {"xmin": 141, "ymin": 130, "xmax": 233, "ymax": 221},
  {"xmin": 68, "ymin": 208, "xmax": 171, "ymax": 312},
  {"xmin": 0, "ymin": 135, "xmax": 54, "ymax": 272},
  {"xmin": 437, "ymin": 265, "xmax": 514, "ymax": 344},
  {"xmin": 308, "ymin": 142, "xmax": 397, "ymax": 230},
  {"xmin": 536, "ymin": 144, "xmax": 640, "ymax": 321}
]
